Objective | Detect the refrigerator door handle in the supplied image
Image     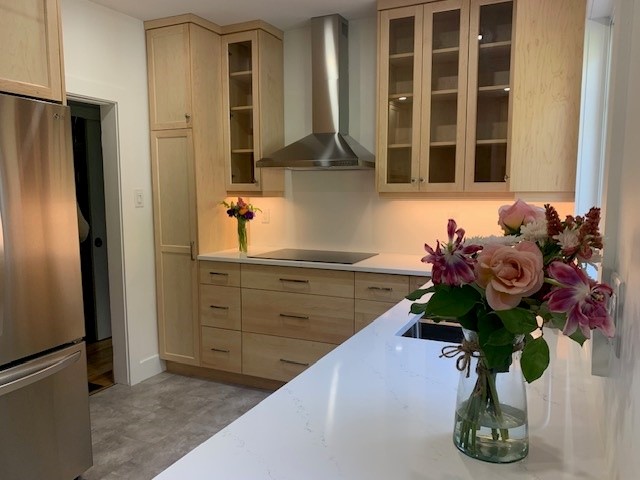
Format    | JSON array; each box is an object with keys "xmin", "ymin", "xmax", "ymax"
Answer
[
  {"xmin": 0, "ymin": 201, "xmax": 4, "ymax": 337},
  {"xmin": 0, "ymin": 349, "xmax": 82, "ymax": 398}
]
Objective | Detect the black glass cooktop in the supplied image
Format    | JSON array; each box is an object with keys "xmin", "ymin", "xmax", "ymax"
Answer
[{"xmin": 248, "ymin": 249, "xmax": 378, "ymax": 265}]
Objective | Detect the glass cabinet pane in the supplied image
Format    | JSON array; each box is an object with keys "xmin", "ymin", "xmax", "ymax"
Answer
[
  {"xmin": 228, "ymin": 40, "xmax": 255, "ymax": 185},
  {"xmin": 386, "ymin": 17, "xmax": 416, "ymax": 185},
  {"xmin": 428, "ymin": 9, "xmax": 461, "ymax": 184},
  {"xmin": 472, "ymin": 1, "xmax": 513, "ymax": 184}
]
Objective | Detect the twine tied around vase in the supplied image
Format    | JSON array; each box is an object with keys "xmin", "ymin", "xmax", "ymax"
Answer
[
  {"xmin": 440, "ymin": 340, "xmax": 483, "ymax": 378},
  {"xmin": 440, "ymin": 338, "xmax": 525, "ymax": 378}
]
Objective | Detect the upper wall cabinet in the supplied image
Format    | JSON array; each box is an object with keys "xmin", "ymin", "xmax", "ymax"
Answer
[
  {"xmin": 377, "ymin": 0, "xmax": 585, "ymax": 196},
  {"xmin": 222, "ymin": 25, "xmax": 284, "ymax": 193},
  {"xmin": 0, "ymin": 0, "xmax": 65, "ymax": 102}
]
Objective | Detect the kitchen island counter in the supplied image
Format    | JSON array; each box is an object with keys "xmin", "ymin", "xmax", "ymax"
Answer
[
  {"xmin": 155, "ymin": 294, "xmax": 608, "ymax": 479},
  {"xmin": 199, "ymin": 247, "xmax": 430, "ymax": 276}
]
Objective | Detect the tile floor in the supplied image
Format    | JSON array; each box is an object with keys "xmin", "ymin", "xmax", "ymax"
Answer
[{"xmin": 79, "ymin": 372, "xmax": 271, "ymax": 480}]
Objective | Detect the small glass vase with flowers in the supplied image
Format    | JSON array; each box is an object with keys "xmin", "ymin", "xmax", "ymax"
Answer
[
  {"xmin": 221, "ymin": 197, "xmax": 261, "ymax": 255},
  {"xmin": 408, "ymin": 199, "xmax": 614, "ymax": 463}
]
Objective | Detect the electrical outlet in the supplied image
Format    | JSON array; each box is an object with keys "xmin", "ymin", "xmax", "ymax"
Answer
[
  {"xmin": 261, "ymin": 208, "xmax": 270, "ymax": 224},
  {"xmin": 609, "ymin": 272, "xmax": 623, "ymax": 359}
]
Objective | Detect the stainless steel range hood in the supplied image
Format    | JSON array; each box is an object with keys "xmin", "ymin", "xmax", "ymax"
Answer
[{"xmin": 256, "ymin": 15, "xmax": 375, "ymax": 170}]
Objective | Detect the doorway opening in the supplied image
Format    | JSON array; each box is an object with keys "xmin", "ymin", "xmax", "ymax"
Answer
[{"xmin": 70, "ymin": 100, "xmax": 114, "ymax": 394}]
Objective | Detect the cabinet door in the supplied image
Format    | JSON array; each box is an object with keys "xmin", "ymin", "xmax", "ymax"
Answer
[
  {"xmin": 146, "ymin": 24, "xmax": 193, "ymax": 130},
  {"xmin": 377, "ymin": 6, "xmax": 424, "ymax": 192},
  {"xmin": 509, "ymin": 0, "xmax": 585, "ymax": 193},
  {"xmin": 222, "ymin": 31, "xmax": 262, "ymax": 192},
  {"xmin": 420, "ymin": 0, "xmax": 469, "ymax": 192},
  {"xmin": 150, "ymin": 130, "xmax": 199, "ymax": 365},
  {"xmin": 464, "ymin": 0, "xmax": 514, "ymax": 192},
  {"xmin": 0, "ymin": 0, "xmax": 64, "ymax": 101}
]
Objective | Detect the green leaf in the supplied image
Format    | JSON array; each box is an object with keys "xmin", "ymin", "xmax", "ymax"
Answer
[
  {"xmin": 569, "ymin": 329, "xmax": 588, "ymax": 346},
  {"xmin": 482, "ymin": 344, "xmax": 513, "ymax": 372},
  {"xmin": 521, "ymin": 337, "xmax": 550, "ymax": 383},
  {"xmin": 424, "ymin": 285, "xmax": 480, "ymax": 318},
  {"xmin": 496, "ymin": 308, "xmax": 539, "ymax": 334},
  {"xmin": 405, "ymin": 286, "xmax": 435, "ymax": 301},
  {"xmin": 409, "ymin": 303, "xmax": 428, "ymax": 315},
  {"xmin": 457, "ymin": 309, "xmax": 480, "ymax": 331},
  {"xmin": 486, "ymin": 327, "xmax": 515, "ymax": 346}
]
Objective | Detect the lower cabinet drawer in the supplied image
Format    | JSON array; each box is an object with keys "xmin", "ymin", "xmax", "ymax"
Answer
[
  {"xmin": 354, "ymin": 299, "xmax": 395, "ymax": 332},
  {"xmin": 199, "ymin": 285, "xmax": 241, "ymax": 330},
  {"xmin": 409, "ymin": 275, "xmax": 431, "ymax": 293},
  {"xmin": 355, "ymin": 272, "xmax": 409, "ymax": 302},
  {"xmin": 242, "ymin": 332, "xmax": 335, "ymax": 382},
  {"xmin": 242, "ymin": 289, "xmax": 354, "ymax": 343},
  {"xmin": 200, "ymin": 327, "xmax": 242, "ymax": 373}
]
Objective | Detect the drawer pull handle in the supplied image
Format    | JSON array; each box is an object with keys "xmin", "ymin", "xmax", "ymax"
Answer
[
  {"xmin": 368, "ymin": 286, "xmax": 393, "ymax": 292},
  {"xmin": 209, "ymin": 272, "xmax": 229, "ymax": 276},
  {"xmin": 279, "ymin": 358, "xmax": 309, "ymax": 367},
  {"xmin": 279, "ymin": 278, "xmax": 309, "ymax": 284},
  {"xmin": 209, "ymin": 305, "xmax": 229, "ymax": 310},
  {"xmin": 211, "ymin": 348, "xmax": 230, "ymax": 353},
  {"xmin": 279, "ymin": 313, "xmax": 310, "ymax": 320}
]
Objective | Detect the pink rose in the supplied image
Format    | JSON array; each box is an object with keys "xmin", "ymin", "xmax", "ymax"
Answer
[
  {"xmin": 475, "ymin": 241, "xmax": 544, "ymax": 310},
  {"xmin": 498, "ymin": 199, "xmax": 545, "ymax": 233}
]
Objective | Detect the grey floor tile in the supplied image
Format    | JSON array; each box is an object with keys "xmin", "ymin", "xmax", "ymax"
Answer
[{"xmin": 80, "ymin": 372, "xmax": 271, "ymax": 479}]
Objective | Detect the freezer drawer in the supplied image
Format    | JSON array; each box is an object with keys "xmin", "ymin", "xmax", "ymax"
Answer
[{"xmin": 0, "ymin": 342, "xmax": 93, "ymax": 480}]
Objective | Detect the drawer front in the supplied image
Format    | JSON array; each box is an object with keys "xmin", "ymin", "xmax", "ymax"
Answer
[
  {"xmin": 354, "ymin": 272, "xmax": 409, "ymax": 302},
  {"xmin": 409, "ymin": 275, "xmax": 431, "ymax": 293},
  {"xmin": 242, "ymin": 332, "xmax": 335, "ymax": 382},
  {"xmin": 241, "ymin": 264, "xmax": 354, "ymax": 298},
  {"xmin": 199, "ymin": 261, "xmax": 241, "ymax": 287},
  {"xmin": 354, "ymin": 299, "xmax": 395, "ymax": 333},
  {"xmin": 243, "ymin": 290, "xmax": 354, "ymax": 344},
  {"xmin": 199, "ymin": 285, "xmax": 241, "ymax": 330},
  {"xmin": 201, "ymin": 327, "xmax": 242, "ymax": 373}
]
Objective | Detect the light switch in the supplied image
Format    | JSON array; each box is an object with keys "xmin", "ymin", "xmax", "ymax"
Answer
[{"xmin": 134, "ymin": 189, "xmax": 144, "ymax": 208}]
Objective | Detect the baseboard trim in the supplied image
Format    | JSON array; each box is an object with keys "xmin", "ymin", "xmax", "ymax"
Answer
[{"xmin": 166, "ymin": 362, "xmax": 285, "ymax": 391}]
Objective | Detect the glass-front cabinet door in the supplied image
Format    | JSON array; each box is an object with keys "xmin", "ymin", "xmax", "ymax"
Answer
[
  {"xmin": 464, "ymin": 0, "xmax": 514, "ymax": 192},
  {"xmin": 223, "ymin": 32, "xmax": 261, "ymax": 192},
  {"xmin": 377, "ymin": 6, "xmax": 423, "ymax": 192},
  {"xmin": 420, "ymin": 0, "xmax": 468, "ymax": 192}
]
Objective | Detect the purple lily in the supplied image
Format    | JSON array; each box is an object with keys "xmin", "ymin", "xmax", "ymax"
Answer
[
  {"xmin": 545, "ymin": 261, "xmax": 614, "ymax": 338},
  {"xmin": 422, "ymin": 219, "xmax": 482, "ymax": 286}
]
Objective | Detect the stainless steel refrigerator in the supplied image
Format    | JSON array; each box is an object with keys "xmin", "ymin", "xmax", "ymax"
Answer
[{"xmin": 0, "ymin": 92, "xmax": 93, "ymax": 479}]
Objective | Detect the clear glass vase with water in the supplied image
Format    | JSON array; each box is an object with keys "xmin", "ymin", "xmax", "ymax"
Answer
[{"xmin": 452, "ymin": 328, "xmax": 529, "ymax": 463}]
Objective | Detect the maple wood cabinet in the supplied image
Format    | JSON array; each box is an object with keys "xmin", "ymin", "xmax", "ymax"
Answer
[
  {"xmin": 222, "ymin": 24, "xmax": 285, "ymax": 194},
  {"xmin": 377, "ymin": 0, "xmax": 585, "ymax": 195},
  {"xmin": 0, "ymin": 0, "xmax": 65, "ymax": 102}
]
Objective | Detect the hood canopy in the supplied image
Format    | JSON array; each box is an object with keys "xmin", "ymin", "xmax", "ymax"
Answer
[{"xmin": 256, "ymin": 14, "xmax": 375, "ymax": 170}]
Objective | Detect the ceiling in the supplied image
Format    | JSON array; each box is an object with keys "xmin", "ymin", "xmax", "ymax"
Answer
[
  {"xmin": 88, "ymin": 0, "xmax": 613, "ymax": 32},
  {"xmin": 87, "ymin": 0, "xmax": 378, "ymax": 31}
]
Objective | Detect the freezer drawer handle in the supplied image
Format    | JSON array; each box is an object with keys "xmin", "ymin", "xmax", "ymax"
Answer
[
  {"xmin": 279, "ymin": 358, "xmax": 309, "ymax": 367},
  {"xmin": 0, "ymin": 350, "xmax": 81, "ymax": 397},
  {"xmin": 368, "ymin": 286, "xmax": 393, "ymax": 292},
  {"xmin": 209, "ymin": 272, "xmax": 229, "ymax": 276},
  {"xmin": 210, "ymin": 348, "xmax": 230, "ymax": 353},
  {"xmin": 279, "ymin": 278, "xmax": 309, "ymax": 284}
]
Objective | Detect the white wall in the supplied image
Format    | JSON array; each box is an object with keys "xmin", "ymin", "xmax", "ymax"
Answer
[
  {"xmin": 249, "ymin": 17, "xmax": 574, "ymax": 255},
  {"xmin": 61, "ymin": 0, "xmax": 162, "ymax": 385},
  {"xmin": 595, "ymin": 0, "xmax": 640, "ymax": 478}
]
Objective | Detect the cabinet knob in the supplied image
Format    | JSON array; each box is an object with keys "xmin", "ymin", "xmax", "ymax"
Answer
[
  {"xmin": 411, "ymin": 178, "xmax": 417, "ymax": 184},
  {"xmin": 419, "ymin": 177, "xmax": 425, "ymax": 183},
  {"xmin": 185, "ymin": 113, "xmax": 191, "ymax": 120},
  {"xmin": 504, "ymin": 174, "xmax": 510, "ymax": 181}
]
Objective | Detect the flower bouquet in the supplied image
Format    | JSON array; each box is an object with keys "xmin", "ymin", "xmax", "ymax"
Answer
[
  {"xmin": 409, "ymin": 199, "xmax": 614, "ymax": 463},
  {"xmin": 221, "ymin": 197, "xmax": 261, "ymax": 254}
]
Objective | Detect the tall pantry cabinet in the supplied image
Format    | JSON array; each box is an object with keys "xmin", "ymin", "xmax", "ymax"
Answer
[
  {"xmin": 377, "ymin": 0, "xmax": 586, "ymax": 196},
  {"xmin": 145, "ymin": 16, "xmax": 231, "ymax": 365}
]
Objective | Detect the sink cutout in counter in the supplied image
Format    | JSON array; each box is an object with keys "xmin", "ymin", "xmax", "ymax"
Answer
[{"xmin": 400, "ymin": 320, "xmax": 463, "ymax": 343}]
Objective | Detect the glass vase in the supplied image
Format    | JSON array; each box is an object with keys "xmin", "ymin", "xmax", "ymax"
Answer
[
  {"xmin": 237, "ymin": 218, "xmax": 248, "ymax": 255},
  {"xmin": 452, "ymin": 328, "xmax": 528, "ymax": 463}
]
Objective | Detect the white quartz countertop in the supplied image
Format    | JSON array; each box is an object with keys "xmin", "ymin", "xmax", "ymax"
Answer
[
  {"xmin": 155, "ymin": 297, "xmax": 607, "ymax": 479},
  {"xmin": 198, "ymin": 247, "xmax": 430, "ymax": 276}
]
